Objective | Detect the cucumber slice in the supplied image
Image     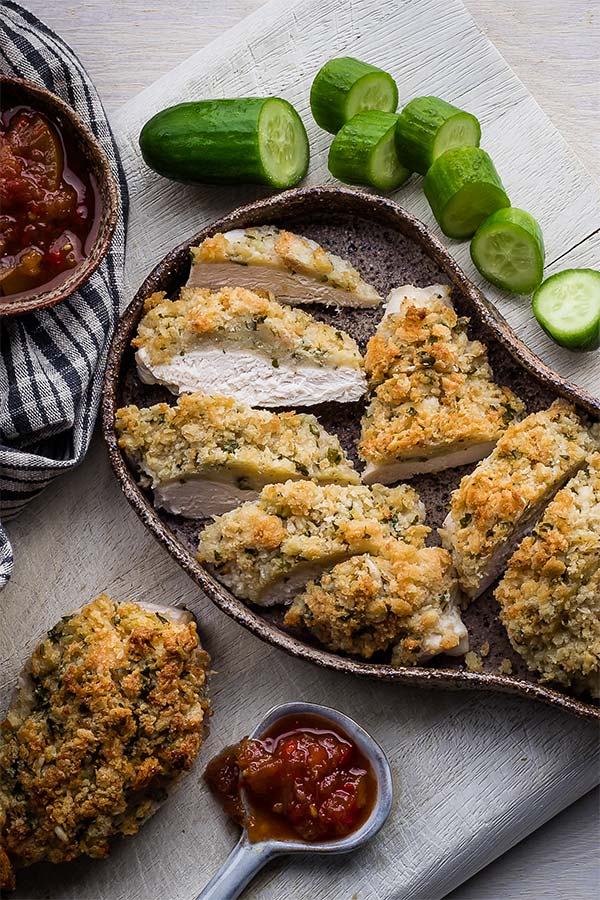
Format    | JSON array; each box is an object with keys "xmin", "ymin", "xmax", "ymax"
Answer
[
  {"xmin": 532, "ymin": 269, "xmax": 600, "ymax": 351},
  {"xmin": 310, "ymin": 57, "xmax": 398, "ymax": 134},
  {"xmin": 258, "ymin": 98, "xmax": 310, "ymax": 188},
  {"xmin": 423, "ymin": 147, "xmax": 510, "ymax": 239},
  {"xmin": 139, "ymin": 98, "xmax": 309, "ymax": 188},
  {"xmin": 471, "ymin": 208, "xmax": 545, "ymax": 294},
  {"xmin": 328, "ymin": 111, "xmax": 411, "ymax": 191},
  {"xmin": 395, "ymin": 96, "xmax": 481, "ymax": 175}
]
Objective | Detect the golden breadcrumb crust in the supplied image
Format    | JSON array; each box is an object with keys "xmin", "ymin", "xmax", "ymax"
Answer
[
  {"xmin": 115, "ymin": 392, "xmax": 358, "ymax": 490},
  {"xmin": 495, "ymin": 454, "xmax": 600, "ymax": 695},
  {"xmin": 284, "ymin": 538, "xmax": 463, "ymax": 663},
  {"xmin": 132, "ymin": 286, "xmax": 362, "ymax": 369},
  {"xmin": 440, "ymin": 400, "xmax": 596, "ymax": 595},
  {"xmin": 191, "ymin": 226, "xmax": 380, "ymax": 302},
  {"xmin": 196, "ymin": 480, "xmax": 427, "ymax": 601},
  {"xmin": 359, "ymin": 287, "xmax": 524, "ymax": 464},
  {"xmin": 0, "ymin": 595, "xmax": 210, "ymax": 886}
]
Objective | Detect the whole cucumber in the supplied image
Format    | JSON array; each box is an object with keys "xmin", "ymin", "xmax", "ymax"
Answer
[{"xmin": 139, "ymin": 98, "xmax": 309, "ymax": 188}]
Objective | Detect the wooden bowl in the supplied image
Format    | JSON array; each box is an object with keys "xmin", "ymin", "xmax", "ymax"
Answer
[
  {"xmin": 0, "ymin": 75, "xmax": 119, "ymax": 317},
  {"xmin": 102, "ymin": 186, "xmax": 600, "ymax": 720}
]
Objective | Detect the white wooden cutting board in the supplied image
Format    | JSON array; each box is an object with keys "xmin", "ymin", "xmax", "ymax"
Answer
[{"xmin": 2, "ymin": 1, "xmax": 599, "ymax": 899}]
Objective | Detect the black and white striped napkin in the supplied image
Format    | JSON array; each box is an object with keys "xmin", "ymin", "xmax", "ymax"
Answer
[{"xmin": 0, "ymin": 1, "xmax": 129, "ymax": 587}]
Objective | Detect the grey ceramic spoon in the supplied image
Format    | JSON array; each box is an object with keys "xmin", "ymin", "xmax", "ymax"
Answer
[{"xmin": 195, "ymin": 701, "xmax": 394, "ymax": 900}]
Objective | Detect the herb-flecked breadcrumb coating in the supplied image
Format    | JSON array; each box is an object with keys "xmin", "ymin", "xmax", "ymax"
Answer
[
  {"xmin": 440, "ymin": 400, "xmax": 596, "ymax": 599},
  {"xmin": 197, "ymin": 480, "xmax": 427, "ymax": 605},
  {"xmin": 116, "ymin": 392, "xmax": 358, "ymax": 492},
  {"xmin": 359, "ymin": 285, "xmax": 524, "ymax": 480},
  {"xmin": 133, "ymin": 285, "xmax": 364, "ymax": 369},
  {"xmin": 284, "ymin": 538, "xmax": 467, "ymax": 663},
  {"xmin": 0, "ymin": 595, "xmax": 210, "ymax": 888},
  {"xmin": 189, "ymin": 225, "xmax": 381, "ymax": 307},
  {"xmin": 495, "ymin": 454, "xmax": 600, "ymax": 696}
]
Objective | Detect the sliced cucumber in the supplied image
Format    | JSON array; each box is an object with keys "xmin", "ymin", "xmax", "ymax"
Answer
[
  {"xmin": 471, "ymin": 208, "xmax": 545, "ymax": 295},
  {"xmin": 139, "ymin": 97, "xmax": 309, "ymax": 188},
  {"xmin": 310, "ymin": 57, "xmax": 398, "ymax": 134},
  {"xmin": 258, "ymin": 98, "xmax": 310, "ymax": 188},
  {"xmin": 328, "ymin": 111, "xmax": 410, "ymax": 191},
  {"xmin": 395, "ymin": 96, "xmax": 481, "ymax": 175},
  {"xmin": 532, "ymin": 269, "xmax": 600, "ymax": 351},
  {"xmin": 423, "ymin": 147, "xmax": 510, "ymax": 239}
]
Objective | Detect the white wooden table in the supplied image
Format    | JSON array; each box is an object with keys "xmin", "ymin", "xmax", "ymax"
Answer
[{"xmin": 13, "ymin": 2, "xmax": 600, "ymax": 898}]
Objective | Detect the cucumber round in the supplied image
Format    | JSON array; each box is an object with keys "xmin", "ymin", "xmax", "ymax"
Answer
[
  {"xmin": 423, "ymin": 147, "xmax": 510, "ymax": 239},
  {"xmin": 139, "ymin": 97, "xmax": 309, "ymax": 188},
  {"xmin": 328, "ymin": 111, "xmax": 411, "ymax": 191},
  {"xmin": 395, "ymin": 96, "xmax": 481, "ymax": 175},
  {"xmin": 532, "ymin": 268, "xmax": 600, "ymax": 351},
  {"xmin": 310, "ymin": 57, "xmax": 398, "ymax": 134},
  {"xmin": 471, "ymin": 208, "xmax": 545, "ymax": 294}
]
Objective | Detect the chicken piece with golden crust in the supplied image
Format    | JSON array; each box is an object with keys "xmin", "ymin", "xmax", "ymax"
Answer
[
  {"xmin": 359, "ymin": 284, "xmax": 524, "ymax": 482},
  {"xmin": 197, "ymin": 480, "xmax": 427, "ymax": 606},
  {"xmin": 439, "ymin": 400, "xmax": 596, "ymax": 599},
  {"xmin": 0, "ymin": 595, "xmax": 210, "ymax": 889},
  {"xmin": 188, "ymin": 225, "xmax": 381, "ymax": 307},
  {"xmin": 495, "ymin": 454, "xmax": 600, "ymax": 697},
  {"xmin": 116, "ymin": 392, "xmax": 359, "ymax": 518},
  {"xmin": 133, "ymin": 286, "xmax": 366, "ymax": 407},
  {"xmin": 284, "ymin": 537, "xmax": 467, "ymax": 664}
]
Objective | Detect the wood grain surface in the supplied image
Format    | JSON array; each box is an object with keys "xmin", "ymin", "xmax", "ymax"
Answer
[
  {"xmin": 4, "ymin": 1, "xmax": 600, "ymax": 898},
  {"xmin": 24, "ymin": 0, "xmax": 600, "ymax": 176}
]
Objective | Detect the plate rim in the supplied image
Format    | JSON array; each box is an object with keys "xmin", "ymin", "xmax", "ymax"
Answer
[{"xmin": 102, "ymin": 184, "xmax": 600, "ymax": 721}]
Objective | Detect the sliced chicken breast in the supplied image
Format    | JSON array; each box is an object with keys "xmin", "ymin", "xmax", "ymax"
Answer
[
  {"xmin": 196, "ymin": 480, "xmax": 427, "ymax": 606},
  {"xmin": 495, "ymin": 454, "xmax": 600, "ymax": 697},
  {"xmin": 439, "ymin": 400, "xmax": 597, "ymax": 600},
  {"xmin": 284, "ymin": 537, "xmax": 468, "ymax": 664},
  {"xmin": 359, "ymin": 284, "xmax": 525, "ymax": 483},
  {"xmin": 0, "ymin": 595, "xmax": 210, "ymax": 889},
  {"xmin": 188, "ymin": 225, "xmax": 381, "ymax": 307},
  {"xmin": 133, "ymin": 286, "xmax": 366, "ymax": 406},
  {"xmin": 116, "ymin": 392, "xmax": 359, "ymax": 517}
]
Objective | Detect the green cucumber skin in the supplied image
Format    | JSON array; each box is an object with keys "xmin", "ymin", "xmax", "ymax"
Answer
[
  {"xmin": 533, "ymin": 269, "xmax": 600, "ymax": 351},
  {"xmin": 310, "ymin": 57, "xmax": 398, "ymax": 133},
  {"xmin": 396, "ymin": 97, "xmax": 481, "ymax": 175},
  {"xmin": 471, "ymin": 207, "xmax": 545, "ymax": 294},
  {"xmin": 328, "ymin": 111, "xmax": 410, "ymax": 190},
  {"xmin": 423, "ymin": 147, "xmax": 510, "ymax": 239},
  {"xmin": 139, "ymin": 98, "xmax": 308, "ymax": 186}
]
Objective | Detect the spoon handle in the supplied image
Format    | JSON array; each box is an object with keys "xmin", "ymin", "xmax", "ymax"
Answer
[{"xmin": 195, "ymin": 836, "xmax": 279, "ymax": 900}]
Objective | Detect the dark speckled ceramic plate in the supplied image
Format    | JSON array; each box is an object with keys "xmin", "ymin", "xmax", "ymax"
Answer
[{"xmin": 102, "ymin": 186, "xmax": 599, "ymax": 720}]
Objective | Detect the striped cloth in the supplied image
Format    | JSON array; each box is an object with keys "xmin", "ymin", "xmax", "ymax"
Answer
[{"xmin": 0, "ymin": 1, "xmax": 128, "ymax": 587}]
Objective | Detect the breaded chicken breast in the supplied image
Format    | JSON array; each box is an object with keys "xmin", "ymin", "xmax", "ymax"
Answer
[
  {"xmin": 133, "ymin": 286, "xmax": 366, "ymax": 406},
  {"xmin": 440, "ymin": 400, "xmax": 596, "ymax": 599},
  {"xmin": 188, "ymin": 225, "xmax": 381, "ymax": 307},
  {"xmin": 495, "ymin": 454, "xmax": 600, "ymax": 696},
  {"xmin": 116, "ymin": 392, "xmax": 359, "ymax": 517},
  {"xmin": 359, "ymin": 284, "xmax": 524, "ymax": 482},
  {"xmin": 0, "ymin": 595, "xmax": 210, "ymax": 889},
  {"xmin": 284, "ymin": 537, "xmax": 467, "ymax": 664},
  {"xmin": 196, "ymin": 480, "xmax": 427, "ymax": 606}
]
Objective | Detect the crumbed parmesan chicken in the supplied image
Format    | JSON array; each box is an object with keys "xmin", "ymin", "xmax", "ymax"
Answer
[
  {"xmin": 188, "ymin": 226, "xmax": 381, "ymax": 307},
  {"xmin": 196, "ymin": 480, "xmax": 427, "ymax": 606},
  {"xmin": 116, "ymin": 392, "xmax": 359, "ymax": 517},
  {"xmin": 133, "ymin": 286, "xmax": 366, "ymax": 406},
  {"xmin": 439, "ymin": 400, "xmax": 596, "ymax": 600},
  {"xmin": 284, "ymin": 538, "xmax": 468, "ymax": 664},
  {"xmin": 495, "ymin": 454, "xmax": 600, "ymax": 697},
  {"xmin": 359, "ymin": 284, "xmax": 525, "ymax": 482},
  {"xmin": 0, "ymin": 595, "xmax": 210, "ymax": 889}
]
